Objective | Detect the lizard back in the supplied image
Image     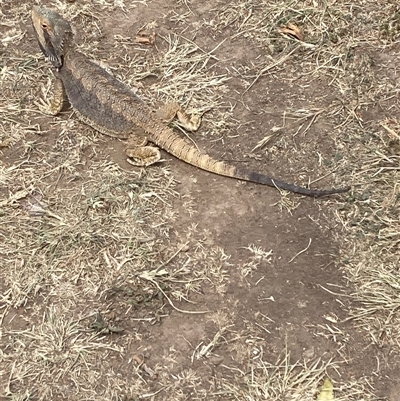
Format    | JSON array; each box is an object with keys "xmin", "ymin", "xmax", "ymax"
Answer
[{"xmin": 60, "ymin": 51, "xmax": 145, "ymax": 139}]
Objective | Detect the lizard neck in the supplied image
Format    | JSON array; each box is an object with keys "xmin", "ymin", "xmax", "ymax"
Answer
[{"xmin": 59, "ymin": 32, "xmax": 75, "ymax": 65}]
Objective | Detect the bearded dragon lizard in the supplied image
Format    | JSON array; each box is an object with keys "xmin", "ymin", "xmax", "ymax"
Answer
[{"xmin": 32, "ymin": 5, "xmax": 350, "ymax": 197}]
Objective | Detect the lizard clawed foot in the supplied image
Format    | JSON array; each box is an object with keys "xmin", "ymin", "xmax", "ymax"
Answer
[
  {"xmin": 156, "ymin": 102, "xmax": 201, "ymax": 132},
  {"xmin": 176, "ymin": 109, "xmax": 201, "ymax": 132},
  {"xmin": 126, "ymin": 146, "xmax": 161, "ymax": 166},
  {"xmin": 35, "ymin": 79, "xmax": 65, "ymax": 116},
  {"xmin": 34, "ymin": 97, "xmax": 59, "ymax": 116}
]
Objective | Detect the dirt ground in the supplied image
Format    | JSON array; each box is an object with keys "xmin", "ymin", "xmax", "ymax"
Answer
[{"xmin": 1, "ymin": 0, "xmax": 400, "ymax": 400}]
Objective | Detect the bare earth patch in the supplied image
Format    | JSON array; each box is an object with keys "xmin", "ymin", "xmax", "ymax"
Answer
[{"xmin": 1, "ymin": 0, "xmax": 400, "ymax": 400}]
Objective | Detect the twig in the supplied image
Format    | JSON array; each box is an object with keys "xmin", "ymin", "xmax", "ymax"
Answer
[{"xmin": 288, "ymin": 238, "xmax": 312, "ymax": 263}]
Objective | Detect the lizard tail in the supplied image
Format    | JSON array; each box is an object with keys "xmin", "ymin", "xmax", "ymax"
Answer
[
  {"xmin": 235, "ymin": 170, "xmax": 350, "ymax": 197},
  {"xmin": 152, "ymin": 128, "xmax": 350, "ymax": 197}
]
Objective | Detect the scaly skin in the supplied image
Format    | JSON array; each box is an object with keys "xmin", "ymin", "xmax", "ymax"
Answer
[{"xmin": 32, "ymin": 5, "xmax": 350, "ymax": 197}]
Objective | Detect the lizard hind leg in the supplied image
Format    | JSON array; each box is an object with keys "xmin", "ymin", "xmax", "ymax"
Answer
[
  {"xmin": 125, "ymin": 130, "xmax": 161, "ymax": 167},
  {"xmin": 155, "ymin": 102, "xmax": 201, "ymax": 132}
]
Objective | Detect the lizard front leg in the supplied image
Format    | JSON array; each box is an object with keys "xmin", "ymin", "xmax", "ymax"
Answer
[
  {"xmin": 155, "ymin": 102, "xmax": 201, "ymax": 132},
  {"xmin": 125, "ymin": 130, "xmax": 161, "ymax": 167},
  {"xmin": 36, "ymin": 75, "xmax": 66, "ymax": 116}
]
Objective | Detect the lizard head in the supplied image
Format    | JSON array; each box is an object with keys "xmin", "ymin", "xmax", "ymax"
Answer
[{"xmin": 32, "ymin": 6, "xmax": 73, "ymax": 69}]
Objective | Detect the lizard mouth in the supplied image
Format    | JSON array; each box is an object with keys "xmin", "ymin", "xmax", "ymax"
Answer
[
  {"xmin": 47, "ymin": 52, "xmax": 63, "ymax": 69},
  {"xmin": 39, "ymin": 31, "xmax": 63, "ymax": 68}
]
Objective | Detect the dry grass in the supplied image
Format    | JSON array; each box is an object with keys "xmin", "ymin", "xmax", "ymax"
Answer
[
  {"xmin": 214, "ymin": 0, "xmax": 400, "ymax": 347},
  {"xmin": 1, "ymin": 2, "xmax": 232, "ymax": 398},
  {"xmin": 218, "ymin": 352, "xmax": 377, "ymax": 400},
  {"xmin": 1, "ymin": 0, "xmax": 400, "ymax": 399}
]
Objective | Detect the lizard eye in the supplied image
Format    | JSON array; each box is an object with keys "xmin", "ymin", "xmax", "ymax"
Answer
[{"xmin": 41, "ymin": 23, "xmax": 48, "ymax": 29}]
